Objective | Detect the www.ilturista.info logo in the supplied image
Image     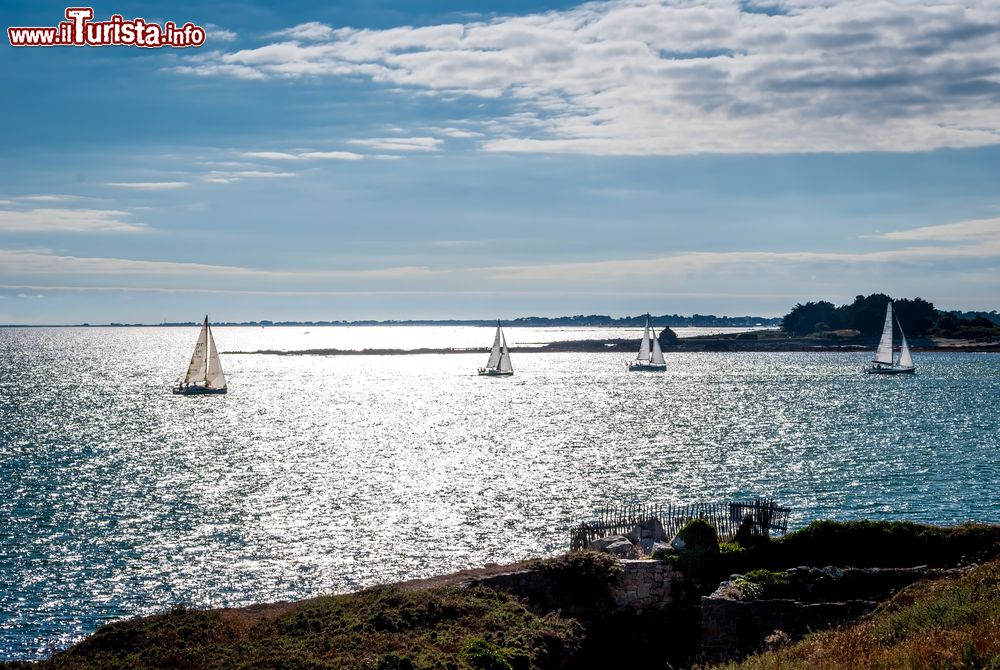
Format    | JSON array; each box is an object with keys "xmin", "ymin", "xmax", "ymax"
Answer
[{"xmin": 8, "ymin": 8, "xmax": 206, "ymax": 48}]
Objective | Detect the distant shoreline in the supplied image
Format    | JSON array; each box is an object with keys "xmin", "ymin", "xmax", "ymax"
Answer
[{"xmin": 228, "ymin": 333, "xmax": 1000, "ymax": 356}]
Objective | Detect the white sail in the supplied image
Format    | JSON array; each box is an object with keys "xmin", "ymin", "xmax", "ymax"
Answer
[
  {"xmin": 637, "ymin": 318, "xmax": 651, "ymax": 361},
  {"xmin": 897, "ymin": 318, "xmax": 914, "ymax": 369},
  {"xmin": 651, "ymin": 330, "xmax": 666, "ymax": 365},
  {"xmin": 205, "ymin": 324, "xmax": 227, "ymax": 388},
  {"xmin": 485, "ymin": 322, "xmax": 503, "ymax": 369},
  {"xmin": 183, "ymin": 318, "xmax": 209, "ymax": 384},
  {"xmin": 873, "ymin": 303, "xmax": 894, "ymax": 365},
  {"xmin": 498, "ymin": 332, "xmax": 513, "ymax": 373}
]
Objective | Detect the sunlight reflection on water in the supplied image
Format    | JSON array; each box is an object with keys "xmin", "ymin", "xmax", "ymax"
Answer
[{"xmin": 1, "ymin": 327, "xmax": 998, "ymax": 659}]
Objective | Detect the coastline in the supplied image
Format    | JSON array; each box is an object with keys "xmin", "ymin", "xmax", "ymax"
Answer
[{"xmin": 226, "ymin": 332, "xmax": 1000, "ymax": 356}]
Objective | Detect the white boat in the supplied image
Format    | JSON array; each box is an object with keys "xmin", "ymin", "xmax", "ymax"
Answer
[
  {"xmin": 864, "ymin": 301, "xmax": 915, "ymax": 375},
  {"xmin": 628, "ymin": 314, "xmax": 667, "ymax": 371},
  {"xmin": 479, "ymin": 320, "xmax": 513, "ymax": 377},
  {"xmin": 173, "ymin": 315, "xmax": 228, "ymax": 394}
]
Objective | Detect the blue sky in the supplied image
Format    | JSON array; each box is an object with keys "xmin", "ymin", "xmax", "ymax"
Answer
[{"xmin": 1, "ymin": 0, "xmax": 999, "ymax": 323}]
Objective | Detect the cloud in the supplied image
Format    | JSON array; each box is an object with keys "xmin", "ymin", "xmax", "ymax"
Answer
[
  {"xmin": 174, "ymin": 0, "xmax": 1000, "ymax": 155},
  {"xmin": 201, "ymin": 170, "xmax": 297, "ymax": 184},
  {"xmin": 105, "ymin": 181, "xmax": 190, "ymax": 190},
  {"xmin": 879, "ymin": 217, "xmax": 1000, "ymax": 242},
  {"xmin": 204, "ymin": 24, "xmax": 238, "ymax": 42},
  {"xmin": 0, "ymin": 208, "xmax": 145, "ymax": 233},
  {"xmin": 241, "ymin": 150, "xmax": 364, "ymax": 161},
  {"xmin": 270, "ymin": 21, "xmax": 335, "ymax": 41},
  {"xmin": 17, "ymin": 194, "xmax": 82, "ymax": 202},
  {"xmin": 347, "ymin": 137, "xmax": 443, "ymax": 152}
]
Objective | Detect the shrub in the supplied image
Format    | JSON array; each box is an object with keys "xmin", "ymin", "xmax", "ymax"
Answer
[
  {"xmin": 673, "ymin": 519, "xmax": 721, "ymax": 582},
  {"xmin": 533, "ymin": 551, "xmax": 622, "ymax": 605},
  {"xmin": 461, "ymin": 638, "xmax": 514, "ymax": 670}
]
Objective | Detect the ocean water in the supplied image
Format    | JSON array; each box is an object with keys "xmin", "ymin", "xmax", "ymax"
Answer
[{"xmin": 1, "ymin": 326, "xmax": 998, "ymax": 660}]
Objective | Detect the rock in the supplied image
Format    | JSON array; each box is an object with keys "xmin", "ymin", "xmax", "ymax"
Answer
[
  {"xmin": 588, "ymin": 535, "xmax": 630, "ymax": 552},
  {"xmin": 605, "ymin": 539, "xmax": 640, "ymax": 559},
  {"xmin": 670, "ymin": 534, "xmax": 687, "ymax": 551},
  {"xmin": 649, "ymin": 541, "xmax": 674, "ymax": 556},
  {"xmin": 626, "ymin": 525, "xmax": 642, "ymax": 543},
  {"xmin": 641, "ymin": 518, "xmax": 667, "ymax": 541}
]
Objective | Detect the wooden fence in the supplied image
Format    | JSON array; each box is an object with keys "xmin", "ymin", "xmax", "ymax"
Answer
[{"xmin": 569, "ymin": 498, "xmax": 791, "ymax": 551}]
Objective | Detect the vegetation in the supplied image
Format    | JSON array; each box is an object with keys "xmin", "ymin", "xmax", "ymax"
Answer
[
  {"xmin": 658, "ymin": 326, "xmax": 679, "ymax": 346},
  {"xmin": 719, "ymin": 520, "xmax": 1000, "ymax": 576},
  {"xmin": 781, "ymin": 293, "xmax": 1000, "ymax": 338},
  {"xmin": 659, "ymin": 519, "xmax": 721, "ymax": 582},
  {"xmin": 531, "ymin": 551, "xmax": 622, "ymax": 607},
  {"xmin": 705, "ymin": 558, "xmax": 1000, "ymax": 670},
  {"xmin": 30, "ymin": 587, "xmax": 582, "ymax": 670},
  {"xmin": 730, "ymin": 570, "xmax": 793, "ymax": 601}
]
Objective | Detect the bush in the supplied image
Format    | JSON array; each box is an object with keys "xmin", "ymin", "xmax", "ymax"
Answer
[
  {"xmin": 533, "ymin": 551, "xmax": 622, "ymax": 605},
  {"xmin": 673, "ymin": 519, "xmax": 721, "ymax": 582},
  {"xmin": 732, "ymin": 569, "xmax": 793, "ymax": 600},
  {"xmin": 461, "ymin": 638, "xmax": 514, "ymax": 670}
]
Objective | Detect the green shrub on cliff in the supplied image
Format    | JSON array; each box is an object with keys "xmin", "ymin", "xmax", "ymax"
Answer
[{"xmin": 37, "ymin": 586, "xmax": 582, "ymax": 670}]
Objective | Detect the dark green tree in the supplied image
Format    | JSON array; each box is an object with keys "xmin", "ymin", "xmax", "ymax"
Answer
[
  {"xmin": 842, "ymin": 294, "xmax": 892, "ymax": 336},
  {"xmin": 658, "ymin": 326, "xmax": 678, "ymax": 346},
  {"xmin": 894, "ymin": 297, "xmax": 936, "ymax": 337},
  {"xmin": 781, "ymin": 301, "xmax": 840, "ymax": 335}
]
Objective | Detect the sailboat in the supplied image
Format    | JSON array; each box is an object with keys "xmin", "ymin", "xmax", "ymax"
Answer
[
  {"xmin": 173, "ymin": 315, "xmax": 228, "ymax": 394},
  {"xmin": 628, "ymin": 314, "xmax": 667, "ymax": 371},
  {"xmin": 865, "ymin": 301, "xmax": 915, "ymax": 375},
  {"xmin": 478, "ymin": 320, "xmax": 513, "ymax": 376}
]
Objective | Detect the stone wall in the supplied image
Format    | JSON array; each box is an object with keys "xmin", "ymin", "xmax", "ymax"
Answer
[
  {"xmin": 610, "ymin": 560, "xmax": 682, "ymax": 611},
  {"xmin": 468, "ymin": 559, "xmax": 682, "ymax": 613},
  {"xmin": 701, "ymin": 595, "xmax": 875, "ymax": 660}
]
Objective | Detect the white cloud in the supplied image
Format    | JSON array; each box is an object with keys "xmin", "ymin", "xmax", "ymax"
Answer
[
  {"xmin": 241, "ymin": 150, "xmax": 364, "ymax": 161},
  {"xmin": 174, "ymin": 0, "xmax": 1000, "ymax": 155},
  {"xmin": 201, "ymin": 170, "xmax": 297, "ymax": 184},
  {"xmin": 204, "ymin": 24, "xmax": 238, "ymax": 42},
  {"xmin": 270, "ymin": 21, "xmax": 336, "ymax": 41},
  {"xmin": 105, "ymin": 181, "xmax": 190, "ymax": 190},
  {"xmin": 17, "ymin": 194, "xmax": 81, "ymax": 202},
  {"xmin": 880, "ymin": 217, "xmax": 1000, "ymax": 242},
  {"xmin": 347, "ymin": 137, "xmax": 444, "ymax": 152},
  {"xmin": 0, "ymin": 208, "xmax": 144, "ymax": 233}
]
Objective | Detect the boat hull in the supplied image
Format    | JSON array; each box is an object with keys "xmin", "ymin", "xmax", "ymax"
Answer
[
  {"xmin": 478, "ymin": 369, "xmax": 513, "ymax": 377},
  {"xmin": 864, "ymin": 366, "xmax": 915, "ymax": 375},
  {"xmin": 173, "ymin": 385, "xmax": 228, "ymax": 395},
  {"xmin": 628, "ymin": 363, "xmax": 667, "ymax": 372}
]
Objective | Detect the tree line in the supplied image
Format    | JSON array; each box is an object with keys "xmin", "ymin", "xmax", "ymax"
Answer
[{"xmin": 782, "ymin": 294, "xmax": 938, "ymax": 337}]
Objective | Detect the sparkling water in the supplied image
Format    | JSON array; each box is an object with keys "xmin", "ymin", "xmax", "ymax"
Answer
[{"xmin": 1, "ymin": 327, "xmax": 998, "ymax": 660}]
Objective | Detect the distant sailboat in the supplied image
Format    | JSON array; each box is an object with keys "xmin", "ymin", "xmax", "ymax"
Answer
[
  {"xmin": 173, "ymin": 316, "xmax": 228, "ymax": 394},
  {"xmin": 479, "ymin": 320, "xmax": 513, "ymax": 376},
  {"xmin": 628, "ymin": 314, "xmax": 667, "ymax": 372},
  {"xmin": 865, "ymin": 302, "xmax": 915, "ymax": 375}
]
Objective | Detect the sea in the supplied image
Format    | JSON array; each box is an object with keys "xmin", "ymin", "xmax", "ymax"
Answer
[{"xmin": 1, "ymin": 325, "xmax": 998, "ymax": 660}]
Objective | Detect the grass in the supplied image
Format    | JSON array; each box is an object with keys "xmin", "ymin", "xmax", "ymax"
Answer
[
  {"xmin": 703, "ymin": 558, "xmax": 1000, "ymax": 670},
  {"xmin": 28, "ymin": 587, "xmax": 582, "ymax": 670}
]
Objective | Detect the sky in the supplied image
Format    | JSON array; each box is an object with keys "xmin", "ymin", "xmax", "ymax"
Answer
[{"xmin": 1, "ymin": 0, "xmax": 999, "ymax": 324}]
